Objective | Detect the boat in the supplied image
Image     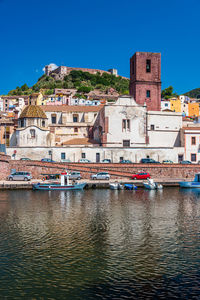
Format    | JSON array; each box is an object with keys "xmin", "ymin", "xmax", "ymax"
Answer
[
  {"xmin": 143, "ymin": 178, "xmax": 163, "ymax": 190},
  {"xmin": 124, "ymin": 183, "xmax": 137, "ymax": 190},
  {"xmin": 179, "ymin": 173, "xmax": 200, "ymax": 188},
  {"xmin": 109, "ymin": 182, "xmax": 124, "ymax": 190},
  {"xmin": 32, "ymin": 171, "xmax": 86, "ymax": 191}
]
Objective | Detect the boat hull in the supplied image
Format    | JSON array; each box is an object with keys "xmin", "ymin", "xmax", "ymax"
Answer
[
  {"xmin": 32, "ymin": 183, "xmax": 86, "ymax": 191},
  {"xmin": 109, "ymin": 183, "xmax": 124, "ymax": 190},
  {"xmin": 124, "ymin": 184, "xmax": 137, "ymax": 190},
  {"xmin": 143, "ymin": 183, "xmax": 156, "ymax": 190},
  {"xmin": 179, "ymin": 181, "xmax": 200, "ymax": 188}
]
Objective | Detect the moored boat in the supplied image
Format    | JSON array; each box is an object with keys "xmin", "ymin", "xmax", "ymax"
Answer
[
  {"xmin": 109, "ymin": 182, "xmax": 124, "ymax": 190},
  {"xmin": 124, "ymin": 183, "xmax": 137, "ymax": 190},
  {"xmin": 32, "ymin": 171, "xmax": 86, "ymax": 191},
  {"xmin": 143, "ymin": 178, "xmax": 163, "ymax": 190},
  {"xmin": 179, "ymin": 173, "xmax": 200, "ymax": 188}
]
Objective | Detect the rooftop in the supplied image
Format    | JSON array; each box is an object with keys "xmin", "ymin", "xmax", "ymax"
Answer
[
  {"xmin": 41, "ymin": 105, "xmax": 103, "ymax": 113},
  {"xmin": 19, "ymin": 105, "xmax": 47, "ymax": 119},
  {"xmin": 61, "ymin": 138, "xmax": 99, "ymax": 145}
]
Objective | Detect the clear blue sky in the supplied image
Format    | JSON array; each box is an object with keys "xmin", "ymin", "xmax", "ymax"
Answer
[{"xmin": 0, "ymin": 0, "xmax": 199, "ymax": 95}]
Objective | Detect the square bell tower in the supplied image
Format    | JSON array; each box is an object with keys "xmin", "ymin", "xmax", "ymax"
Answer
[{"xmin": 129, "ymin": 52, "xmax": 161, "ymax": 111}]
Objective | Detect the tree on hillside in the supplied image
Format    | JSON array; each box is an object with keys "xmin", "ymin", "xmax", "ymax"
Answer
[
  {"xmin": 161, "ymin": 86, "xmax": 178, "ymax": 99},
  {"xmin": 21, "ymin": 83, "xmax": 29, "ymax": 91}
]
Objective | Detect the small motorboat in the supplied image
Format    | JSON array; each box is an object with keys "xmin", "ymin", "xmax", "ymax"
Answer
[
  {"xmin": 179, "ymin": 173, "xmax": 200, "ymax": 188},
  {"xmin": 33, "ymin": 171, "xmax": 86, "ymax": 191},
  {"xmin": 109, "ymin": 182, "xmax": 124, "ymax": 190},
  {"xmin": 143, "ymin": 178, "xmax": 163, "ymax": 190},
  {"xmin": 124, "ymin": 183, "xmax": 137, "ymax": 190}
]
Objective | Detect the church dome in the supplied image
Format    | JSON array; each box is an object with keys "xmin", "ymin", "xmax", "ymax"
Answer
[{"xmin": 19, "ymin": 105, "xmax": 47, "ymax": 119}]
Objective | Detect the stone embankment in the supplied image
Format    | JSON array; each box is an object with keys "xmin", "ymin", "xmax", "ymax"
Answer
[
  {"xmin": 0, "ymin": 178, "xmax": 181, "ymax": 190},
  {"xmin": 8, "ymin": 160, "xmax": 200, "ymax": 180},
  {"xmin": 0, "ymin": 154, "xmax": 200, "ymax": 181}
]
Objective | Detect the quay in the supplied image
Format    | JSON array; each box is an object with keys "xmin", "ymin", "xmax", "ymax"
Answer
[{"xmin": 0, "ymin": 179, "xmax": 181, "ymax": 190}]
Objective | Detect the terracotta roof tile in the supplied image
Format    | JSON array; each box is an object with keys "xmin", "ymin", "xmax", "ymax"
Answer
[
  {"xmin": 19, "ymin": 105, "xmax": 47, "ymax": 119},
  {"xmin": 62, "ymin": 138, "xmax": 99, "ymax": 145},
  {"xmin": 41, "ymin": 105, "xmax": 104, "ymax": 112},
  {"xmin": 183, "ymin": 127, "xmax": 200, "ymax": 130}
]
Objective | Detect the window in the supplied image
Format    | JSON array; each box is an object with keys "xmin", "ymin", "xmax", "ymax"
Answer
[
  {"xmin": 150, "ymin": 125, "xmax": 155, "ymax": 130},
  {"xmin": 123, "ymin": 140, "xmax": 130, "ymax": 147},
  {"xmin": 122, "ymin": 119, "xmax": 126, "ymax": 130},
  {"xmin": 74, "ymin": 127, "xmax": 78, "ymax": 133},
  {"xmin": 146, "ymin": 59, "xmax": 151, "ymax": 73},
  {"xmin": 42, "ymin": 120, "xmax": 45, "ymax": 127},
  {"xmin": 120, "ymin": 157, "xmax": 123, "ymax": 162},
  {"xmin": 73, "ymin": 114, "xmax": 78, "ymax": 122},
  {"xmin": 30, "ymin": 129, "xmax": 35, "ymax": 138},
  {"xmin": 165, "ymin": 103, "xmax": 168, "ymax": 107},
  {"xmin": 82, "ymin": 153, "xmax": 86, "ymax": 158},
  {"xmin": 178, "ymin": 154, "xmax": 183, "ymax": 162},
  {"xmin": 191, "ymin": 137, "xmax": 196, "ymax": 145},
  {"xmin": 146, "ymin": 90, "xmax": 151, "ymax": 98},
  {"xmin": 51, "ymin": 114, "xmax": 56, "ymax": 124},
  {"xmin": 122, "ymin": 119, "xmax": 130, "ymax": 131},
  {"xmin": 61, "ymin": 153, "xmax": 66, "ymax": 160},
  {"xmin": 191, "ymin": 153, "xmax": 197, "ymax": 162}
]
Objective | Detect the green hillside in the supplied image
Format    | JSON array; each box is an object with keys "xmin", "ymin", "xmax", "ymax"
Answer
[
  {"xmin": 8, "ymin": 70, "xmax": 130, "ymax": 96},
  {"xmin": 184, "ymin": 88, "xmax": 200, "ymax": 98}
]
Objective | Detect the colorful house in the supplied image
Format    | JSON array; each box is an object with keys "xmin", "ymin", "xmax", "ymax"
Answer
[
  {"xmin": 188, "ymin": 102, "xmax": 199, "ymax": 117},
  {"xmin": 170, "ymin": 98, "xmax": 181, "ymax": 112}
]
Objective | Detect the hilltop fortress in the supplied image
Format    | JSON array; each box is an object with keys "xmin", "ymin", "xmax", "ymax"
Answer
[{"xmin": 44, "ymin": 65, "xmax": 119, "ymax": 80}]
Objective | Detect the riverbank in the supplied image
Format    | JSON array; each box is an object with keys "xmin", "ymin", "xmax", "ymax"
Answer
[{"xmin": 0, "ymin": 178, "xmax": 182, "ymax": 190}]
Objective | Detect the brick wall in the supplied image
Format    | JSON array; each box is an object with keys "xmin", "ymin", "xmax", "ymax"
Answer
[
  {"xmin": 0, "ymin": 153, "xmax": 10, "ymax": 180},
  {"xmin": 130, "ymin": 52, "xmax": 161, "ymax": 111},
  {"xmin": 6, "ymin": 160, "xmax": 200, "ymax": 180}
]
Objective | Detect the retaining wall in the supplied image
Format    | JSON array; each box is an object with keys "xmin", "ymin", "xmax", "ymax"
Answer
[
  {"xmin": 7, "ymin": 160, "xmax": 200, "ymax": 180},
  {"xmin": 0, "ymin": 153, "xmax": 10, "ymax": 180}
]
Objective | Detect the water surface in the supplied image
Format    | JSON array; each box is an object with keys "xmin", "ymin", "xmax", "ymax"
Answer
[{"xmin": 0, "ymin": 188, "xmax": 200, "ymax": 299}]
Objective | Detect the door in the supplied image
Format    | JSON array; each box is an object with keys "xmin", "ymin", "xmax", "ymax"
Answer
[{"xmin": 96, "ymin": 153, "xmax": 100, "ymax": 163}]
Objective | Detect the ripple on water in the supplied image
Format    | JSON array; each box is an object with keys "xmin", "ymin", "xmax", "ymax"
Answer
[{"xmin": 0, "ymin": 188, "xmax": 199, "ymax": 299}]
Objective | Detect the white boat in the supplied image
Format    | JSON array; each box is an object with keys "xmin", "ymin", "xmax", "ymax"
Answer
[
  {"xmin": 179, "ymin": 173, "xmax": 200, "ymax": 188},
  {"xmin": 33, "ymin": 171, "xmax": 86, "ymax": 191},
  {"xmin": 143, "ymin": 178, "xmax": 163, "ymax": 190},
  {"xmin": 109, "ymin": 182, "xmax": 124, "ymax": 190}
]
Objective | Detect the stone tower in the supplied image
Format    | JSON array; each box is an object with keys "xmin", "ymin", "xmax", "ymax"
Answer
[
  {"xmin": 129, "ymin": 52, "xmax": 161, "ymax": 111},
  {"xmin": 45, "ymin": 65, "xmax": 52, "ymax": 76}
]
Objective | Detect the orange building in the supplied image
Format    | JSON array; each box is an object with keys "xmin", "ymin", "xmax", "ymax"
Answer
[{"xmin": 188, "ymin": 103, "xmax": 199, "ymax": 117}]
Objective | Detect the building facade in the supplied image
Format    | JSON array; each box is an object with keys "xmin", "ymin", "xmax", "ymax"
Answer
[
  {"xmin": 9, "ymin": 97, "xmax": 185, "ymax": 162},
  {"xmin": 181, "ymin": 127, "xmax": 200, "ymax": 163}
]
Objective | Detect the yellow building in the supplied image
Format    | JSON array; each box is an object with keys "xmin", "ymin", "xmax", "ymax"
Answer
[
  {"xmin": 170, "ymin": 98, "xmax": 181, "ymax": 112},
  {"xmin": 188, "ymin": 103, "xmax": 199, "ymax": 117},
  {"xmin": 29, "ymin": 92, "xmax": 43, "ymax": 106}
]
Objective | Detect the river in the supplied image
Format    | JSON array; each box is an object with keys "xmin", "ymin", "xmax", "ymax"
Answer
[{"xmin": 0, "ymin": 188, "xmax": 199, "ymax": 299}]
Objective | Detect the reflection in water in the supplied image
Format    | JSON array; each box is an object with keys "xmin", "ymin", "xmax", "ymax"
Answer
[{"xmin": 0, "ymin": 188, "xmax": 199, "ymax": 299}]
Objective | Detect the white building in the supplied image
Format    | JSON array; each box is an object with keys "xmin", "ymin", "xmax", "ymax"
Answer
[
  {"xmin": 10, "ymin": 105, "xmax": 52, "ymax": 147},
  {"xmin": 0, "ymin": 97, "xmax": 4, "ymax": 111},
  {"xmin": 181, "ymin": 126, "xmax": 200, "ymax": 163},
  {"xmin": 94, "ymin": 96, "xmax": 183, "ymax": 148},
  {"xmin": 161, "ymin": 100, "xmax": 171, "ymax": 111}
]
